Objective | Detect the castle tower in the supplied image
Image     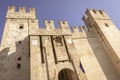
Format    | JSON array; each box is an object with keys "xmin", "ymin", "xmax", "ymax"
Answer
[
  {"xmin": 0, "ymin": 6, "xmax": 36, "ymax": 80},
  {"xmin": 0, "ymin": 6, "xmax": 120, "ymax": 80},
  {"xmin": 82, "ymin": 9, "xmax": 120, "ymax": 79}
]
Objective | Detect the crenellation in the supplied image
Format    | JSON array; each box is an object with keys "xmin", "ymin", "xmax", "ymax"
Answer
[
  {"xmin": 6, "ymin": 6, "xmax": 36, "ymax": 19},
  {"xmin": 29, "ymin": 8, "xmax": 36, "ymax": 14},
  {"xmin": 1, "ymin": 6, "xmax": 120, "ymax": 80},
  {"xmin": 44, "ymin": 20, "xmax": 55, "ymax": 30},
  {"xmin": 83, "ymin": 9, "xmax": 120, "ymax": 78},
  {"xmin": 82, "ymin": 15, "xmax": 91, "ymax": 30},
  {"xmin": 85, "ymin": 9, "xmax": 110, "ymax": 20},
  {"xmin": 93, "ymin": 9, "xmax": 97, "ymax": 14},
  {"xmin": 71, "ymin": 26, "xmax": 79, "ymax": 32},
  {"xmin": 19, "ymin": 7, "xmax": 26, "ymax": 13},
  {"xmin": 8, "ymin": 6, "xmax": 16, "ymax": 13},
  {"xmin": 29, "ymin": 19, "xmax": 39, "ymax": 30},
  {"xmin": 58, "ymin": 21, "xmax": 69, "ymax": 29},
  {"xmin": 80, "ymin": 26, "xmax": 86, "ymax": 32}
]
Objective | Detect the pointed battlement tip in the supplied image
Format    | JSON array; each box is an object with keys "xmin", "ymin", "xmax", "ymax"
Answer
[
  {"xmin": 63, "ymin": 21, "xmax": 68, "ymax": 24},
  {"xmin": 58, "ymin": 20, "xmax": 68, "ymax": 24},
  {"xmin": 80, "ymin": 26, "xmax": 86, "ymax": 32},
  {"xmin": 82, "ymin": 15, "xmax": 87, "ymax": 20},
  {"xmin": 87, "ymin": 8, "xmax": 104, "ymax": 12},
  {"xmin": 58, "ymin": 20, "xmax": 69, "ymax": 28},
  {"xmin": 44, "ymin": 20, "xmax": 54, "ymax": 23},
  {"xmin": 19, "ymin": 7, "xmax": 26, "ymax": 13},
  {"xmin": 71, "ymin": 26, "xmax": 79, "ymax": 32},
  {"xmin": 6, "ymin": 6, "xmax": 36, "ymax": 18},
  {"xmin": 7, "ymin": 6, "xmax": 36, "ymax": 13},
  {"xmin": 8, "ymin": 6, "xmax": 16, "ymax": 9},
  {"xmin": 86, "ymin": 8, "xmax": 92, "ymax": 11},
  {"xmin": 8, "ymin": 6, "xmax": 16, "ymax": 12},
  {"xmin": 44, "ymin": 20, "xmax": 55, "ymax": 29},
  {"xmin": 30, "ymin": 8, "xmax": 36, "ymax": 12},
  {"xmin": 84, "ymin": 8, "xmax": 110, "ymax": 20},
  {"xmin": 30, "ymin": 7, "xmax": 36, "ymax": 10}
]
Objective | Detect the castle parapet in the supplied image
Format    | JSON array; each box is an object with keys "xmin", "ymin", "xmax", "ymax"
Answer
[
  {"xmin": 71, "ymin": 26, "xmax": 87, "ymax": 33},
  {"xmin": 85, "ymin": 9, "xmax": 110, "ymax": 20},
  {"xmin": 80, "ymin": 26, "xmax": 86, "ymax": 32},
  {"xmin": 6, "ymin": 6, "xmax": 36, "ymax": 19},
  {"xmin": 8, "ymin": 6, "xmax": 16, "ymax": 13},
  {"xmin": 82, "ymin": 9, "xmax": 110, "ymax": 30},
  {"xmin": 44, "ymin": 20, "xmax": 55, "ymax": 30},
  {"xmin": 71, "ymin": 26, "xmax": 79, "ymax": 32},
  {"xmin": 58, "ymin": 21, "xmax": 69, "ymax": 29},
  {"xmin": 19, "ymin": 7, "xmax": 26, "ymax": 13}
]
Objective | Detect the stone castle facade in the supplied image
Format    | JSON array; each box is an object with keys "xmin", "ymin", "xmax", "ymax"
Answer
[{"xmin": 0, "ymin": 6, "xmax": 120, "ymax": 80}]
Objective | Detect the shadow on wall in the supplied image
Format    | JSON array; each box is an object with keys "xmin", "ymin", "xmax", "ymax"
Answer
[
  {"xmin": 86, "ymin": 32, "xmax": 120, "ymax": 80},
  {"xmin": 0, "ymin": 37, "xmax": 30, "ymax": 80}
]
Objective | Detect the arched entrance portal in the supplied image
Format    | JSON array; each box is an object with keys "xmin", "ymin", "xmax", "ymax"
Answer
[{"xmin": 58, "ymin": 68, "xmax": 77, "ymax": 80}]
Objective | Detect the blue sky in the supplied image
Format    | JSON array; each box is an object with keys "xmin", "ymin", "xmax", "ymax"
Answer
[{"xmin": 0, "ymin": 0, "xmax": 120, "ymax": 43}]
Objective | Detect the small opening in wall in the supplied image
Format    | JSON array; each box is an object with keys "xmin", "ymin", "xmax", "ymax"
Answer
[
  {"xmin": 17, "ymin": 57, "xmax": 22, "ymax": 61},
  {"xmin": 19, "ymin": 41, "xmax": 21, "ymax": 44},
  {"xmin": 17, "ymin": 63, "xmax": 21, "ymax": 69},
  {"xmin": 19, "ymin": 26, "xmax": 23, "ymax": 29},
  {"xmin": 19, "ymin": 24, "xmax": 24, "ymax": 29},
  {"xmin": 105, "ymin": 23, "xmax": 109, "ymax": 27}
]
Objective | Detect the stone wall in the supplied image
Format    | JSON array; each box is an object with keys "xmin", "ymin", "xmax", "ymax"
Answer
[{"xmin": 0, "ymin": 6, "xmax": 120, "ymax": 80}]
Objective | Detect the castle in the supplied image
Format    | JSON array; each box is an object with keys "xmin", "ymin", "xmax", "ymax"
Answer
[{"xmin": 0, "ymin": 6, "xmax": 120, "ymax": 80}]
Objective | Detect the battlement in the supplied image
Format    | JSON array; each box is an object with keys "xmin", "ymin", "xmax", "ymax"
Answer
[
  {"xmin": 58, "ymin": 20, "xmax": 69, "ymax": 29},
  {"xmin": 82, "ymin": 9, "xmax": 111, "ymax": 31},
  {"xmin": 71, "ymin": 26, "xmax": 86, "ymax": 32},
  {"xmin": 1, "ymin": 6, "xmax": 120, "ymax": 80},
  {"xmin": 8, "ymin": 6, "xmax": 16, "ymax": 12},
  {"xmin": 28, "ymin": 19, "xmax": 95, "ymax": 39},
  {"xmin": 85, "ymin": 9, "xmax": 110, "ymax": 19},
  {"xmin": 71, "ymin": 26, "xmax": 79, "ymax": 32},
  {"xmin": 6, "ymin": 6, "xmax": 36, "ymax": 19},
  {"xmin": 30, "ymin": 19, "xmax": 87, "ymax": 33},
  {"xmin": 44, "ymin": 20, "xmax": 55, "ymax": 30},
  {"xmin": 19, "ymin": 7, "xmax": 26, "ymax": 13}
]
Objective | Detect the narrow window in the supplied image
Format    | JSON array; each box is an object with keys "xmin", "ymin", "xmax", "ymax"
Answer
[
  {"xmin": 19, "ymin": 24, "xmax": 24, "ymax": 29},
  {"xmin": 17, "ymin": 63, "xmax": 21, "ymax": 69},
  {"xmin": 105, "ymin": 23, "xmax": 109, "ymax": 27}
]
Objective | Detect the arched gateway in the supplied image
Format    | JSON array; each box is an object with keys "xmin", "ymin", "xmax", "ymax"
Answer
[{"xmin": 58, "ymin": 68, "xmax": 77, "ymax": 80}]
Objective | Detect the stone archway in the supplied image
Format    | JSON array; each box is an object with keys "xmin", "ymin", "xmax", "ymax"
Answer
[{"xmin": 58, "ymin": 68, "xmax": 77, "ymax": 80}]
